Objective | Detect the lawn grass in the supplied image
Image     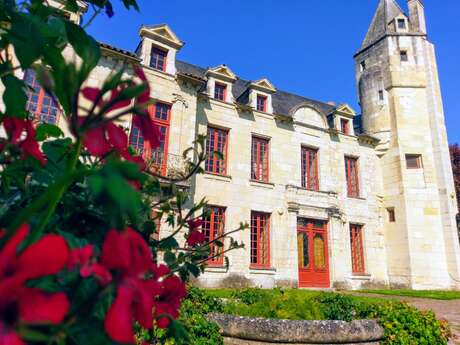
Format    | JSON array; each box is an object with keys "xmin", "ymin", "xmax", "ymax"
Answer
[{"xmin": 358, "ymin": 289, "xmax": 460, "ymax": 300}]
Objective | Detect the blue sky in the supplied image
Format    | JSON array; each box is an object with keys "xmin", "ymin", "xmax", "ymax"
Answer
[{"xmin": 86, "ymin": 0, "xmax": 460, "ymax": 144}]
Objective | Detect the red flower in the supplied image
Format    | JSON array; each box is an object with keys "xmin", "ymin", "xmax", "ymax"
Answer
[
  {"xmin": 99, "ymin": 228, "xmax": 186, "ymax": 343},
  {"xmin": 101, "ymin": 228, "xmax": 157, "ymax": 343},
  {"xmin": 154, "ymin": 276, "xmax": 187, "ymax": 328},
  {"xmin": 80, "ymin": 119, "xmax": 146, "ymax": 170},
  {"xmin": 0, "ymin": 225, "xmax": 70, "ymax": 345},
  {"xmin": 2, "ymin": 118, "xmax": 47, "ymax": 165},
  {"xmin": 187, "ymin": 217, "xmax": 203, "ymax": 230},
  {"xmin": 67, "ymin": 245, "xmax": 112, "ymax": 285},
  {"xmin": 186, "ymin": 230, "xmax": 206, "ymax": 247}
]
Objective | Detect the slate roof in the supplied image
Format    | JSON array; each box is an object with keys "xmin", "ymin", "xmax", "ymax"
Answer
[
  {"xmin": 361, "ymin": 0, "xmax": 405, "ymax": 50},
  {"xmin": 175, "ymin": 60, "xmax": 336, "ymax": 117}
]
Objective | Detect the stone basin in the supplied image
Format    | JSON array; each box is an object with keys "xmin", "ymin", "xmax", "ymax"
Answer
[{"xmin": 208, "ymin": 313, "xmax": 384, "ymax": 345}]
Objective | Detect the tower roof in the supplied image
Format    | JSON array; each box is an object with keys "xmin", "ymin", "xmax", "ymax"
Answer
[{"xmin": 361, "ymin": 0, "xmax": 405, "ymax": 49}]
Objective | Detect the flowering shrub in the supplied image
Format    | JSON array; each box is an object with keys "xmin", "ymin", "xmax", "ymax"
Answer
[{"xmin": 0, "ymin": 1, "xmax": 244, "ymax": 344}]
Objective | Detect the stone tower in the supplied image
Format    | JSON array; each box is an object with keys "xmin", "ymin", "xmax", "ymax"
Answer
[{"xmin": 355, "ymin": 0, "xmax": 460, "ymax": 289}]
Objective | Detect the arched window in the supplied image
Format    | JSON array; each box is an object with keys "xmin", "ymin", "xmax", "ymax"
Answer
[{"xmin": 24, "ymin": 69, "xmax": 60, "ymax": 124}]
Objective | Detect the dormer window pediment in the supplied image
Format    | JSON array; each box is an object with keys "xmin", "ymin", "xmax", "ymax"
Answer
[
  {"xmin": 248, "ymin": 78, "xmax": 276, "ymax": 115},
  {"xmin": 206, "ymin": 65, "xmax": 237, "ymax": 103},
  {"xmin": 138, "ymin": 24, "xmax": 184, "ymax": 75}
]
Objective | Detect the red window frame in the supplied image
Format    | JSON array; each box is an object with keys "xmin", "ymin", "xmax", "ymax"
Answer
[
  {"xmin": 345, "ymin": 156, "xmax": 360, "ymax": 198},
  {"xmin": 405, "ymin": 154, "xmax": 422, "ymax": 169},
  {"xmin": 202, "ymin": 206, "xmax": 226, "ymax": 266},
  {"xmin": 214, "ymin": 83, "xmax": 227, "ymax": 101},
  {"xmin": 205, "ymin": 126, "xmax": 228, "ymax": 175},
  {"xmin": 251, "ymin": 136, "xmax": 270, "ymax": 182},
  {"xmin": 250, "ymin": 212, "xmax": 270, "ymax": 268},
  {"xmin": 301, "ymin": 146, "xmax": 319, "ymax": 191},
  {"xmin": 256, "ymin": 95, "xmax": 267, "ymax": 112},
  {"xmin": 350, "ymin": 224, "xmax": 365, "ymax": 274},
  {"xmin": 150, "ymin": 47, "xmax": 167, "ymax": 72},
  {"xmin": 129, "ymin": 102, "xmax": 171, "ymax": 175},
  {"xmin": 340, "ymin": 119, "xmax": 350, "ymax": 134},
  {"xmin": 24, "ymin": 69, "xmax": 60, "ymax": 125}
]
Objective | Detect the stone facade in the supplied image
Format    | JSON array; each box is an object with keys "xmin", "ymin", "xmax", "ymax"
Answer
[{"xmin": 4, "ymin": 0, "xmax": 460, "ymax": 290}]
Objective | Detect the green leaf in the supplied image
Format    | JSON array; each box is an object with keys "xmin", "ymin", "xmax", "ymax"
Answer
[
  {"xmin": 9, "ymin": 13, "xmax": 44, "ymax": 68},
  {"xmin": 35, "ymin": 123, "xmax": 64, "ymax": 141},
  {"xmin": 164, "ymin": 251, "xmax": 176, "ymax": 265},
  {"xmin": 64, "ymin": 21, "xmax": 100, "ymax": 77},
  {"xmin": 1, "ymin": 74, "xmax": 27, "ymax": 117}
]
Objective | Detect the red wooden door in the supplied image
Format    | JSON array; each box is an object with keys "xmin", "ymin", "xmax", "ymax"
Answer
[{"xmin": 297, "ymin": 219, "xmax": 330, "ymax": 288}]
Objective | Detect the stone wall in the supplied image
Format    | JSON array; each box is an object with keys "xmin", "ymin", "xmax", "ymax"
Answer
[{"xmin": 208, "ymin": 313, "xmax": 384, "ymax": 345}]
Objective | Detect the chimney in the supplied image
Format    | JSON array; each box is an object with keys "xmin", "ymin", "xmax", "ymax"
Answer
[{"xmin": 407, "ymin": 0, "xmax": 427, "ymax": 34}]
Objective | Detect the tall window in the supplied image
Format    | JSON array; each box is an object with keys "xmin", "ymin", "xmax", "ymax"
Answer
[
  {"xmin": 345, "ymin": 156, "xmax": 360, "ymax": 198},
  {"xmin": 214, "ymin": 83, "xmax": 227, "ymax": 101},
  {"xmin": 129, "ymin": 102, "xmax": 170, "ymax": 175},
  {"xmin": 24, "ymin": 69, "xmax": 60, "ymax": 124},
  {"xmin": 250, "ymin": 212, "xmax": 270, "ymax": 268},
  {"xmin": 405, "ymin": 154, "xmax": 422, "ymax": 169},
  {"xmin": 251, "ymin": 136, "xmax": 269, "ymax": 182},
  {"xmin": 400, "ymin": 50, "xmax": 408, "ymax": 62},
  {"xmin": 397, "ymin": 19, "xmax": 406, "ymax": 29},
  {"xmin": 150, "ymin": 47, "xmax": 167, "ymax": 71},
  {"xmin": 301, "ymin": 147, "xmax": 319, "ymax": 191},
  {"xmin": 387, "ymin": 208, "xmax": 396, "ymax": 223},
  {"xmin": 202, "ymin": 206, "xmax": 226, "ymax": 266},
  {"xmin": 205, "ymin": 126, "xmax": 228, "ymax": 175},
  {"xmin": 350, "ymin": 224, "xmax": 365, "ymax": 274},
  {"xmin": 256, "ymin": 95, "xmax": 267, "ymax": 112},
  {"xmin": 340, "ymin": 119, "xmax": 350, "ymax": 134}
]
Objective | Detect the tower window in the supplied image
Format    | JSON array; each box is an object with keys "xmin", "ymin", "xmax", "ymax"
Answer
[
  {"xmin": 378, "ymin": 90, "xmax": 384, "ymax": 101},
  {"xmin": 397, "ymin": 19, "xmax": 406, "ymax": 29},
  {"xmin": 405, "ymin": 154, "xmax": 422, "ymax": 169},
  {"xmin": 400, "ymin": 50, "xmax": 408, "ymax": 62},
  {"xmin": 360, "ymin": 61, "xmax": 366, "ymax": 71},
  {"xmin": 387, "ymin": 208, "xmax": 396, "ymax": 222}
]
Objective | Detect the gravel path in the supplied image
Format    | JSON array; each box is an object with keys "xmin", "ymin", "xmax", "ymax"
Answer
[{"xmin": 348, "ymin": 292, "xmax": 460, "ymax": 345}]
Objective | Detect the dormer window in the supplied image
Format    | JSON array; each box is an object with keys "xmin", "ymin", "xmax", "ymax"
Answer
[
  {"xmin": 340, "ymin": 119, "xmax": 350, "ymax": 134},
  {"xmin": 256, "ymin": 95, "xmax": 267, "ymax": 112},
  {"xmin": 400, "ymin": 50, "xmax": 408, "ymax": 62},
  {"xmin": 397, "ymin": 19, "xmax": 406, "ymax": 29},
  {"xmin": 214, "ymin": 83, "xmax": 227, "ymax": 101},
  {"xmin": 150, "ymin": 46, "xmax": 167, "ymax": 71}
]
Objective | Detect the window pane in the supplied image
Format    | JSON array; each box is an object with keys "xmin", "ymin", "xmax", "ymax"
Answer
[
  {"xmin": 301, "ymin": 147, "xmax": 319, "ymax": 191},
  {"xmin": 250, "ymin": 212, "xmax": 270, "ymax": 267},
  {"xmin": 297, "ymin": 232, "xmax": 309, "ymax": 269},
  {"xmin": 203, "ymin": 206, "xmax": 225, "ymax": 265},
  {"xmin": 205, "ymin": 127, "xmax": 228, "ymax": 175},
  {"xmin": 251, "ymin": 137, "xmax": 269, "ymax": 182},
  {"xmin": 406, "ymin": 154, "xmax": 421, "ymax": 169},
  {"xmin": 313, "ymin": 233, "xmax": 326, "ymax": 269},
  {"xmin": 350, "ymin": 225, "xmax": 365, "ymax": 274}
]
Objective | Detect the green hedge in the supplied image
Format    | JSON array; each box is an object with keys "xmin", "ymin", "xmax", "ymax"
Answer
[{"xmin": 137, "ymin": 288, "xmax": 451, "ymax": 345}]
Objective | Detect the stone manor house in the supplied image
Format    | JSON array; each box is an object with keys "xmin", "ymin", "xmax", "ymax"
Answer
[{"xmin": 7, "ymin": 0, "xmax": 460, "ymax": 290}]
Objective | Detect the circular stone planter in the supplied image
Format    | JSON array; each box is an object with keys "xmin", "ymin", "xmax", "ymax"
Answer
[{"xmin": 208, "ymin": 313, "xmax": 384, "ymax": 345}]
